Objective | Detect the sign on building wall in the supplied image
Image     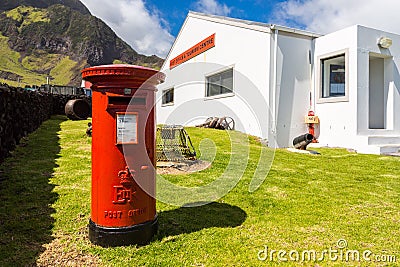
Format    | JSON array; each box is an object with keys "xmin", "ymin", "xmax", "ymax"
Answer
[{"xmin": 169, "ymin": 33, "xmax": 216, "ymax": 69}]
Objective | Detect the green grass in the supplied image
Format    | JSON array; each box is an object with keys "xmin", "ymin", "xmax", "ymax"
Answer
[
  {"xmin": 0, "ymin": 117, "xmax": 399, "ymax": 266},
  {"xmin": 0, "ymin": 116, "xmax": 65, "ymax": 265}
]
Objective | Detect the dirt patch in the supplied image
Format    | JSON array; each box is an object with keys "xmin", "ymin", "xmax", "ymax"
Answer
[
  {"xmin": 157, "ymin": 160, "xmax": 211, "ymax": 175},
  {"xmin": 36, "ymin": 229, "xmax": 101, "ymax": 267}
]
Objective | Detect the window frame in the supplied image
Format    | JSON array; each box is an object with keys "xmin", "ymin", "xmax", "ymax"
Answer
[
  {"xmin": 317, "ymin": 49, "xmax": 349, "ymax": 103},
  {"xmin": 205, "ymin": 67, "xmax": 234, "ymax": 99},
  {"xmin": 161, "ymin": 87, "xmax": 174, "ymax": 106}
]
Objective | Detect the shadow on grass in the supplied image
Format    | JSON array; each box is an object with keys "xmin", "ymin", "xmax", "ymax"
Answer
[
  {"xmin": 157, "ymin": 202, "xmax": 247, "ymax": 239},
  {"xmin": 0, "ymin": 115, "xmax": 66, "ymax": 266}
]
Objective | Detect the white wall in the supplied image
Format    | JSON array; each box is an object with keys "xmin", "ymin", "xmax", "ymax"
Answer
[
  {"xmin": 314, "ymin": 25, "xmax": 400, "ymax": 152},
  {"xmin": 158, "ymin": 16, "xmax": 400, "ymax": 152},
  {"xmin": 356, "ymin": 25, "xmax": 400, "ymax": 134},
  {"xmin": 272, "ymin": 32, "xmax": 314, "ymax": 147},
  {"xmin": 157, "ymin": 15, "xmax": 271, "ymax": 139},
  {"xmin": 314, "ymin": 26, "xmax": 360, "ymax": 148}
]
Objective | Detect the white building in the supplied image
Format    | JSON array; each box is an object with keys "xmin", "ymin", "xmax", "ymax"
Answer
[{"xmin": 156, "ymin": 11, "xmax": 400, "ymax": 154}]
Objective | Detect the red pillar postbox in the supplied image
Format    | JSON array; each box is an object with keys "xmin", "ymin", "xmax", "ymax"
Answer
[{"xmin": 81, "ymin": 64, "xmax": 165, "ymax": 246}]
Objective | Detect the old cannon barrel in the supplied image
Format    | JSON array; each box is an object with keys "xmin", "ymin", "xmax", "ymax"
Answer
[
  {"xmin": 65, "ymin": 99, "xmax": 90, "ymax": 120},
  {"xmin": 293, "ymin": 133, "xmax": 314, "ymax": 150}
]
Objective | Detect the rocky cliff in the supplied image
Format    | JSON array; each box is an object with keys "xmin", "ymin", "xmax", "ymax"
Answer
[{"xmin": 0, "ymin": 1, "xmax": 164, "ymax": 86}]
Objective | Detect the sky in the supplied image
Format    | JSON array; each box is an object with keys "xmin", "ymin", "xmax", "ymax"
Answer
[{"xmin": 79, "ymin": 0, "xmax": 400, "ymax": 58}]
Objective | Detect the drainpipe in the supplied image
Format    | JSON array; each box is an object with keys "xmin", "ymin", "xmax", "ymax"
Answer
[
  {"xmin": 311, "ymin": 39, "xmax": 316, "ymax": 112},
  {"xmin": 271, "ymin": 25, "xmax": 279, "ymax": 140}
]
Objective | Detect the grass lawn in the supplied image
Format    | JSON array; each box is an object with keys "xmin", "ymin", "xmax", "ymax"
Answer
[{"xmin": 0, "ymin": 115, "xmax": 399, "ymax": 266}]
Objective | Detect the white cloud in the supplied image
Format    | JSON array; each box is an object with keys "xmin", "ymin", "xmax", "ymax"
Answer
[
  {"xmin": 80, "ymin": 0, "xmax": 174, "ymax": 58},
  {"xmin": 194, "ymin": 0, "xmax": 232, "ymax": 16},
  {"xmin": 274, "ymin": 0, "xmax": 400, "ymax": 35}
]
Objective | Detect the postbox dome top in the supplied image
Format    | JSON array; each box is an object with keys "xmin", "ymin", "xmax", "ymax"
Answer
[
  {"xmin": 81, "ymin": 64, "xmax": 165, "ymax": 85},
  {"xmin": 90, "ymin": 64, "xmax": 155, "ymax": 71}
]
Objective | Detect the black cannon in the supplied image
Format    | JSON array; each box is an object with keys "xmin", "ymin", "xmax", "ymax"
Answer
[
  {"xmin": 65, "ymin": 99, "xmax": 91, "ymax": 120},
  {"xmin": 293, "ymin": 133, "xmax": 314, "ymax": 150}
]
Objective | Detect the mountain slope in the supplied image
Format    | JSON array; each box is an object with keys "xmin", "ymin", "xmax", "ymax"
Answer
[
  {"xmin": 0, "ymin": 3, "xmax": 164, "ymax": 86},
  {"xmin": 0, "ymin": 0, "xmax": 90, "ymax": 15}
]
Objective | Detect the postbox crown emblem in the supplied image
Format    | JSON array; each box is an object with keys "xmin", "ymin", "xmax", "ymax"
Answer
[{"xmin": 118, "ymin": 166, "xmax": 135, "ymax": 187}]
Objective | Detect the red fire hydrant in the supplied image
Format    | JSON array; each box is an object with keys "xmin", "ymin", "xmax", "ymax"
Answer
[{"xmin": 81, "ymin": 64, "xmax": 165, "ymax": 246}]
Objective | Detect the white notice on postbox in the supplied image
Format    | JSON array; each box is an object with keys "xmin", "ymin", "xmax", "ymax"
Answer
[{"xmin": 116, "ymin": 113, "xmax": 137, "ymax": 144}]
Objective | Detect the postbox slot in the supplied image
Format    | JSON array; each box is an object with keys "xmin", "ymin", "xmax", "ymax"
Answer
[
  {"xmin": 131, "ymin": 97, "xmax": 146, "ymax": 105},
  {"xmin": 108, "ymin": 96, "xmax": 146, "ymax": 107}
]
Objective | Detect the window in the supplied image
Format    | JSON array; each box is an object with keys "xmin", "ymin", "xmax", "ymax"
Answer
[
  {"xmin": 206, "ymin": 68, "xmax": 233, "ymax": 97},
  {"xmin": 321, "ymin": 54, "xmax": 346, "ymax": 98},
  {"xmin": 162, "ymin": 88, "xmax": 174, "ymax": 105}
]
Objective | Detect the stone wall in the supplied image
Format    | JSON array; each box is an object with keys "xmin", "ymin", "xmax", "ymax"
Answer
[{"xmin": 0, "ymin": 84, "xmax": 90, "ymax": 162}]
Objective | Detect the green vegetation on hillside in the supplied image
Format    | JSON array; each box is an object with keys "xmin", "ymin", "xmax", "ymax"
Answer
[
  {"xmin": 0, "ymin": 3, "xmax": 163, "ymax": 86},
  {"xmin": 112, "ymin": 59, "xmax": 125, "ymax": 64},
  {"xmin": 49, "ymin": 56, "xmax": 78, "ymax": 85},
  {"xmin": 22, "ymin": 50, "xmax": 63, "ymax": 72},
  {"xmin": 1, "ymin": 117, "xmax": 399, "ymax": 266},
  {"xmin": 6, "ymin": 6, "xmax": 49, "ymax": 31},
  {"xmin": 0, "ymin": 33, "xmax": 45, "ymax": 86},
  {"xmin": 0, "ymin": 32, "xmax": 79, "ymax": 87},
  {"xmin": 0, "ymin": 0, "xmax": 91, "ymax": 15},
  {"xmin": 0, "ymin": 78, "xmax": 21, "ymax": 87}
]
